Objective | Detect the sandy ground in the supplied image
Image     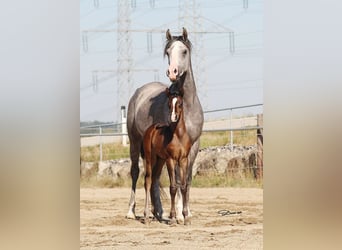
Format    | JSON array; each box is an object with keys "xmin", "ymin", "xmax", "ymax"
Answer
[{"xmin": 80, "ymin": 187, "xmax": 263, "ymax": 250}]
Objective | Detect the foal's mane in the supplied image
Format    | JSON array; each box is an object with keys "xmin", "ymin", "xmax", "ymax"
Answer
[
  {"xmin": 168, "ymin": 83, "xmax": 184, "ymax": 97},
  {"xmin": 163, "ymin": 35, "xmax": 192, "ymax": 58}
]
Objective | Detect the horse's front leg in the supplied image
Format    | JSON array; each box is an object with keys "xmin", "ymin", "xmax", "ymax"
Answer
[
  {"xmin": 176, "ymin": 140, "xmax": 199, "ymax": 222},
  {"xmin": 179, "ymin": 157, "xmax": 191, "ymax": 225},
  {"xmin": 166, "ymin": 159, "xmax": 177, "ymax": 225}
]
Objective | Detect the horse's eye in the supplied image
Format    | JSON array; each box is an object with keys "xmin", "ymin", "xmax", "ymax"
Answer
[{"xmin": 183, "ymin": 50, "xmax": 187, "ymax": 55}]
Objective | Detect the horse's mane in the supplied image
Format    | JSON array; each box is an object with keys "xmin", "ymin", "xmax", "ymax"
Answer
[{"xmin": 163, "ymin": 35, "xmax": 192, "ymax": 57}]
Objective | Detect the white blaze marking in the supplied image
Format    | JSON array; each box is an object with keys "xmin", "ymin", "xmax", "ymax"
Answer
[
  {"xmin": 171, "ymin": 97, "xmax": 177, "ymax": 122},
  {"xmin": 170, "ymin": 41, "xmax": 186, "ymax": 66},
  {"xmin": 170, "ymin": 41, "xmax": 184, "ymax": 63},
  {"xmin": 168, "ymin": 41, "xmax": 187, "ymax": 79}
]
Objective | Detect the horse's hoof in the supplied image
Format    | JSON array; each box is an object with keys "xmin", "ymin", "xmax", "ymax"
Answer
[
  {"xmin": 143, "ymin": 217, "xmax": 150, "ymax": 225},
  {"xmin": 176, "ymin": 217, "xmax": 184, "ymax": 224},
  {"xmin": 126, "ymin": 211, "xmax": 136, "ymax": 220},
  {"xmin": 176, "ymin": 219, "xmax": 184, "ymax": 225},
  {"xmin": 184, "ymin": 217, "xmax": 191, "ymax": 226}
]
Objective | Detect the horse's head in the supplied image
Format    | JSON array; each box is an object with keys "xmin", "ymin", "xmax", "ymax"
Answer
[
  {"xmin": 164, "ymin": 27, "xmax": 192, "ymax": 82},
  {"xmin": 166, "ymin": 87, "xmax": 183, "ymax": 123}
]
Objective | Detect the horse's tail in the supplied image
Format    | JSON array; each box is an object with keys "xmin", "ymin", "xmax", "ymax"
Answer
[
  {"xmin": 150, "ymin": 177, "xmax": 168, "ymax": 220},
  {"xmin": 159, "ymin": 180, "xmax": 168, "ymax": 201}
]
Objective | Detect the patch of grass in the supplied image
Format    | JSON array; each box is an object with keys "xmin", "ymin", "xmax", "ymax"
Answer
[
  {"xmin": 80, "ymin": 129, "xmax": 263, "ymax": 188},
  {"xmin": 192, "ymin": 173, "xmax": 263, "ymax": 188},
  {"xmin": 81, "ymin": 129, "xmax": 257, "ymax": 162},
  {"xmin": 80, "ymin": 170, "xmax": 263, "ymax": 189},
  {"xmin": 200, "ymin": 130, "xmax": 257, "ymax": 149},
  {"xmin": 81, "ymin": 174, "xmax": 262, "ymax": 189},
  {"xmin": 80, "ymin": 175, "xmax": 131, "ymax": 188},
  {"xmin": 80, "ymin": 166, "xmax": 180, "ymax": 190},
  {"xmin": 200, "ymin": 131, "xmax": 229, "ymax": 148},
  {"xmin": 81, "ymin": 143, "xmax": 130, "ymax": 162}
]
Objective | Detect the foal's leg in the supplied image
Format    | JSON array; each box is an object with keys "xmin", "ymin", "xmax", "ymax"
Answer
[
  {"xmin": 143, "ymin": 155, "xmax": 153, "ymax": 224},
  {"xmin": 166, "ymin": 159, "xmax": 177, "ymax": 225},
  {"xmin": 175, "ymin": 181, "xmax": 184, "ymax": 223},
  {"xmin": 126, "ymin": 140, "xmax": 141, "ymax": 219},
  {"xmin": 179, "ymin": 157, "xmax": 191, "ymax": 225}
]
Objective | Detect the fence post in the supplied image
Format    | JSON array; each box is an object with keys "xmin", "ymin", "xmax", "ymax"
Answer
[
  {"xmin": 257, "ymin": 114, "xmax": 263, "ymax": 178},
  {"xmin": 230, "ymin": 108, "xmax": 233, "ymax": 149},
  {"xmin": 121, "ymin": 106, "xmax": 127, "ymax": 146},
  {"xmin": 99, "ymin": 126, "xmax": 103, "ymax": 161}
]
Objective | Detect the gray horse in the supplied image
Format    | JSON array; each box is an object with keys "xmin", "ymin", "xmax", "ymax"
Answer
[{"xmin": 126, "ymin": 28, "xmax": 203, "ymax": 223}]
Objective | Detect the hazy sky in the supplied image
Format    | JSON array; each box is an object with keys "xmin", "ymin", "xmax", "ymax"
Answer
[{"xmin": 80, "ymin": 0, "xmax": 263, "ymax": 122}]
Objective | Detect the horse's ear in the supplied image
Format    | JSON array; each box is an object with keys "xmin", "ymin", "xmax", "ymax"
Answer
[
  {"xmin": 166, "ymin": 29, "xmax": 172, "ymax": 40},
  {"xmin": 182, "ymin": 27, "xmax": 188, "ymax": 41}
]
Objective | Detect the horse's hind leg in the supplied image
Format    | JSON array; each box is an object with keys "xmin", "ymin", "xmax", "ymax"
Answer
[
  {"xmin": 126, "ymin": 140, "xmax": 141, "ymax": 219},
  {"xmin": 150, "ymin": 157, "xmax": 165, "ymax": 221},
  {"xmin": 179, "ymin": 157, "xmax": 191, "ymax": 225}
]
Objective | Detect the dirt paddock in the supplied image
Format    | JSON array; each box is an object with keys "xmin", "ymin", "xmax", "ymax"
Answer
[{"xmin": 80, "ymin": 187, "xmax": 263, "ymax": 249}]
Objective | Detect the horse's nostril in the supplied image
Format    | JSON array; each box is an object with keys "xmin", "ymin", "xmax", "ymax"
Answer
[
  {"xmin": 166, "ymin": 70, "xmax": 170, "ymax": 76},
  {"xmin": 173, "ymin": 68, "xmax": 177, "ymax": 75}
]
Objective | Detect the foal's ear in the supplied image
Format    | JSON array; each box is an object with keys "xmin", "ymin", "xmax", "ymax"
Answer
[
  {"xmin": 182, "ymin": 27, "xmax": 188, "ymax": 41},
  {"xmin": 165, "ymin": 87, "xmax": 170, "ymax": 97},
  {"xmin": 166, "ymin": 29, "xmax": 172, "ymax": 40}
]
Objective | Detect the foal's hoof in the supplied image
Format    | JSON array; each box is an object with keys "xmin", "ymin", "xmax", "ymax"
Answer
[
  {"xmin": 169, "ymin": 218, "xmax": 177, "ymax": 226},
  {"xmin": 143, "ymin": 217, "xmax": 150, "ymax": 225},
  {"xmin": 184, "ymin": 217, "xmax": 191, "ymax": 226}
]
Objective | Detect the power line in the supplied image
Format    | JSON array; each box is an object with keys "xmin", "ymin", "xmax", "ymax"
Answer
[
  {"xmin": 80, "ymin": 0, "xmax": 262, "ymax": 121},
  {"xmin": 117, "ymin": 0, "xmax": 133, "ymax": 121}
]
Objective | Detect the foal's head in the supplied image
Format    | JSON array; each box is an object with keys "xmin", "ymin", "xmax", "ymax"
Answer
[{"xmin": 166, "ymin": 88, "xmax": 184, "ymax": 124}]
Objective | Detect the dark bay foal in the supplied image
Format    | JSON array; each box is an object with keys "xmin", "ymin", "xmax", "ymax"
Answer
[{"xmin": 142, "ymin": 87, "xmax": 192, "ymax": 225}]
